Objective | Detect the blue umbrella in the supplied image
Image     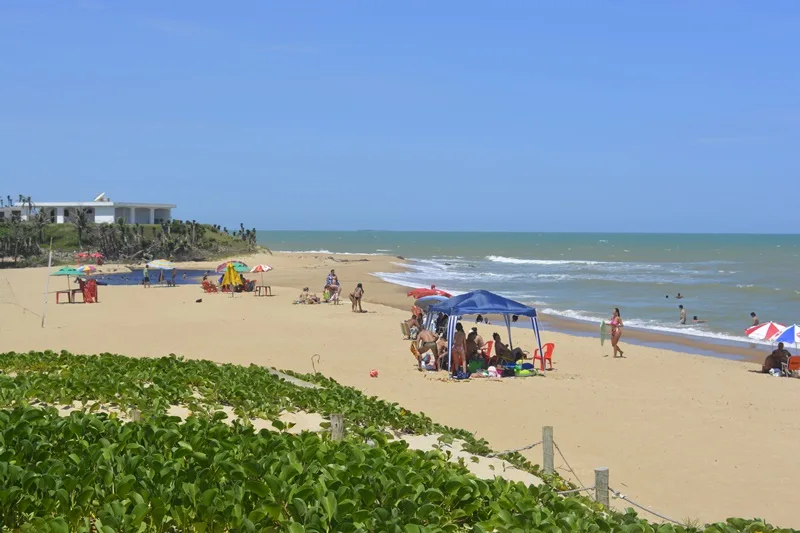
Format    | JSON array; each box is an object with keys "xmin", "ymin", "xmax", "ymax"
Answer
[
  {"xmin": 414, "ymin": 295, "xmax": 450, "ymax": 309},
  {"xmin": 773, "ymin": 324, "xmax": 800, "ymax": 349}
]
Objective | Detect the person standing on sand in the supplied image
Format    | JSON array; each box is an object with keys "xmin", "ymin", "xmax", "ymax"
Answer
[
  {"xmin": 349, "ymin": 283, "xmax": 365, "ymax": 313},
  {"xmin": 678, "ymin": 305, "xmax": 686, "ymax": 325},
  {"xmin": 751, "ymin": 312, "xmax": 759, "ymax": 326},
  {"xmin": 142, "ymin": 265, "xmax": 150, "ymax": 288},
  {"xmin": 609, "ymin": 308, "xmax": 624, "ymax": 357},
  {"xmin": 452, "ymin": 323, "xmax": 467, "ymax": 374}
]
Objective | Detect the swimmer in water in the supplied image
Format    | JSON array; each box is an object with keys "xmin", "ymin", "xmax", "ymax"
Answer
[{"xmin": 692, "ymin": 316, "xmax": 706, "ymax": 324}]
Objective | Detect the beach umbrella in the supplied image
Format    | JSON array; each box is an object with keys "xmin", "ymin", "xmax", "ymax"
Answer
[
  {"xmin": 147, "ymin": 259, "xmax": 175, "ymax": 270},
  {"xmin": 250, "ymin": 264, "xmax": 273, "ymax": 285},
  {"xmin": 90, "ymin": 252, "xmax": 104, "ymax": 258},
  {"xmin": 75, "ymin": 252, "xmax": 90, "ymax": 264},
  {"xmin": 76, "ymin": 265, "xmax": 96, "ymax": 274},
  {"xmin": 413, "ymin": 295, "xmax": 449, "ymax": 309},
  {"xmin": 771, "ymin": 324, "xmax": 800, "ymax": 349},
  {"xmin": 220, "ymin": 262, "xmax": 243, "ymax": 297},
  {"xmin": 216, "ymin": 260, "xmax": 248, "ymax": 273},
  {"xmin": 407, "ymin": 287, "xmax": 452, "ymax": 299},
  {"xmin": 745, "ymin": 321, "xmax": 786, "ymax": 341},
  {"xmin": 51, "ymin": 267, "xmax": 83, "ymax": 290}
]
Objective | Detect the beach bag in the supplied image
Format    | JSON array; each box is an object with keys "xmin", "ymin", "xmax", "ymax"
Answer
[{"xmin": 502, "ymin": 367, "xmax": 516, "ymax": 378}]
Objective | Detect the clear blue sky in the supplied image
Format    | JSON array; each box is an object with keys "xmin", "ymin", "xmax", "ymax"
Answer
[{"xmin": 1, "ymin": 1, "xmax": 798, "ymax": 232}]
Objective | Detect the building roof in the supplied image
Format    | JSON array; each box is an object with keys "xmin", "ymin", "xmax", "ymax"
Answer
[{"xmin": 19, "ymin": 201, "xmax": 176, "ymax": 209}]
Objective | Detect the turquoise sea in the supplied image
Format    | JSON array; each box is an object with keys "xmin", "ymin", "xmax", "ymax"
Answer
[{"xmin": 257, "ymin": 231, "xmax": 800, "ymax": 346}]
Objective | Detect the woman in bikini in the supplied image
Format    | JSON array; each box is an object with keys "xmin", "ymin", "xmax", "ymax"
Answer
[
  {"xmin": 350, "ymin": 283, "xmax": 365, "ymax": 312},
  {"xmin": 609, "ymin": 307, "xmax": 624, "ymax": 358},
  {"xmin": 452, "ymin": 322, "xmax": 467, "ymax": 374}
]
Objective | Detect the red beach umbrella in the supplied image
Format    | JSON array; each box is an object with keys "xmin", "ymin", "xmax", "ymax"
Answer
[
  {"xmin": 407, "ymin": 287, "xmax": 452, "ymax": 299},
  {"xmin": 745, "ymin": 321, "xmax": 786, "ymax": 341}
]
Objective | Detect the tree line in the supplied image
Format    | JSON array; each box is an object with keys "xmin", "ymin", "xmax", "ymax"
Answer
[{"xmin": 1, "ymin": 197, "xmax": 259, "ymax": 266}]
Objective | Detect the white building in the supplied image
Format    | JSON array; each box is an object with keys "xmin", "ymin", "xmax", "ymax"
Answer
[{"xmin": 0, "ymin": 193, "xmax": 176, "ymax": 225}]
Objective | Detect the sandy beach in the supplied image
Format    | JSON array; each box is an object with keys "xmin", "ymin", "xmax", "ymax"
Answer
[{"xmin": 1, "ymin": 252, "xmax": 798, "ymax": 528}]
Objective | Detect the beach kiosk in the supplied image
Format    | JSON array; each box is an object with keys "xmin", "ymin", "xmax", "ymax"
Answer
[{"xmin": 429, "ymin": 290, "xmax": 546, "ymax": 373}]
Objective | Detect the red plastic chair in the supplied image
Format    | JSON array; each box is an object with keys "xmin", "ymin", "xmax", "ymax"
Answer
[
  {"xmin": 533, "ymin": 342, "xmax": 555, "ymax": 370},
  {"xmin": 482, "ymin": 340, "xmax": 494, "ymax": 363}
]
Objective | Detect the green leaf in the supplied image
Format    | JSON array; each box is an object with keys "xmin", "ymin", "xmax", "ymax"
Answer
[{"xmin": 245, "ymin": 480, "xmax": 269, "ymax": 499}]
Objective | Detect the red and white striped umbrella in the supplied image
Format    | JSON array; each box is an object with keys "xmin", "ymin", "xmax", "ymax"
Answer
[
  {"xmin": 250, "ymin": 264, "xmax": 273, "ymax": 286},
  {"xmin": 745, "ymin": 321, "xmax": 786, "ymax": 341}
]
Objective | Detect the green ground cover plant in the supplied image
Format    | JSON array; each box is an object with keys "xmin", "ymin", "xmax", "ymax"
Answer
[{"xmin": 0, "ymin": 351, "xmax": 792, "ymax": 532}]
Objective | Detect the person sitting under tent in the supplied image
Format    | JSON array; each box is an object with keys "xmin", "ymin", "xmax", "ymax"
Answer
[
  {"xmin": 416, "ymin": 328, "xmax": 439, "ymax": 369},
  {"xmin": 762, "ymin": 342, "xmax": 791, "ymax": 374},
  {"xmin": 491, "ymin": 333, "xmax": 526, "ymax": 365}
]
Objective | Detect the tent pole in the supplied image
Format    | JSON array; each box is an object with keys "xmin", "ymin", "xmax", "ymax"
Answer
[
  {"xmin": 531, "ymin": 316, "xmax": 545, "ymax": 371},
  {"xmin": 505, "ymin": 314, "xmax": 513, "ymax": 349},
  {"xmin": 447, "ymin": 315, "xmax": 456, "ymax": 376}
]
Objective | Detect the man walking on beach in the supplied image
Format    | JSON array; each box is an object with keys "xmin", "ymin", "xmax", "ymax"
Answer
[{"xmin": 678, "ymin": 305, "xmax": 686, "ymax": 325}]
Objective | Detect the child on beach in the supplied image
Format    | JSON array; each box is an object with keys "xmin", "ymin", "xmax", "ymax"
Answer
[{"xmin": 350, "ymin": 283, "xmax": 365, "ymax": 313}]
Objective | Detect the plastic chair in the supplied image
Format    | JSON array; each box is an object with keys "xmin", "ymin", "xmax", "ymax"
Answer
[
  {"xmin": 481, "ymin": 340, "xmax": 494, "ymax": 363},
  {"xmin": 782, "ymin": 356, "xmax": 800, "ymax": 377},
  {"xmin": 533, "ymin": 343, "xmax": 555, "ymax": 370}
]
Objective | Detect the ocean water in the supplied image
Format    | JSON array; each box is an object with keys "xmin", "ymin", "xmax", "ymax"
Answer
[{"xmin": 257, "ymin": 231, "xmax": 800, "ymax": 345}]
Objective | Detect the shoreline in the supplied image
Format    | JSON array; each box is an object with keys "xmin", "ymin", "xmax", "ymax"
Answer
[{"xmin": 356, "ymin": 258, "xmax": 768, "ymax": 366}]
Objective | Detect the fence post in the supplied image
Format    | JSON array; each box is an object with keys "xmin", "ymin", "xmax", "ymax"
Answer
[
  {"xmin": 542, "ymin": 426, "xmax": 554, "ymax": 475},
  {"xmin": 595, "ymin": 467, "xmax": 609, "ymax": 507},
  {"xmin": 130, "ymin": 409, "xmax": 141, "ymax": 422},
  {"xmin": 330, "ymin": 414, "xmax": 344, "ymax": 441}
]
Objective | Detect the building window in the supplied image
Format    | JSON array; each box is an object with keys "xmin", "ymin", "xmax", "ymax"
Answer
[
  {"xmin": 64, "ymin": 209, "xmax": 70, "ymax": 219},
  {"xmin": 0, "ymin": 212, "xmax": 5, "ymax": 221}
]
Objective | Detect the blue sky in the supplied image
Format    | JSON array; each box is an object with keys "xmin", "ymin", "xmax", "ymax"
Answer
[{"xmin": 1, "ymin": 1, "xmax": 798, "ymax": 232}]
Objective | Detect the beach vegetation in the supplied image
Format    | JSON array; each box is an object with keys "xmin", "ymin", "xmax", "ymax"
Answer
[
  {"xmin": 0, "ymin": 207, "xmax": 265, "ymax": 267},
  {"xmin": 0, "ymin": 350, "xmax": 792, "ymax": 532}
]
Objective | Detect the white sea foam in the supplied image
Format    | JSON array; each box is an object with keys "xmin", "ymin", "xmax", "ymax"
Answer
[
  {"xmin": 540, "ymin": 308, "xmax": 772, "ymax": 346},
  {"xmin": 486, "ymin": 255, "xmax": 603, "ymax": 266}
]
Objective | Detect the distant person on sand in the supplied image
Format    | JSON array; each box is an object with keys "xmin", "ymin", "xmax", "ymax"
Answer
[
  {"xmin": 750, "ymin": 312, "xmax": 759, "ymax": 326},
  {"xmin": 692, "ymin": 316, "xmax": 706, "ymax": 324},
  {"xmin": 609, "ymin": 307, "xmax": 624, "ymax": 357},
  {"xmin": 349, "ymin": 283, "xmax": 365, "ymax": 313},
  {"xmin": 762, "ymin": 342, "xmax": 791, "ymax": 374},
  {"xmin": 142, "ymin": 265, "xmax": 150, "ymax": 288},
  {"xmin": 678, "ymin": 305, "xmax": 686, "ymax": 325}
]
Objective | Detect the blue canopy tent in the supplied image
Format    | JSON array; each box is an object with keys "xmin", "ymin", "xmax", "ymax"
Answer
[{"xmin": 428, "ymin": 290, "xmax": 546, "ymax": 373}]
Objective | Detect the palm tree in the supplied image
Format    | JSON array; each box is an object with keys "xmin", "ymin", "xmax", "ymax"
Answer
[
  {"xmin": 72, "ymin": 207, "xmax": 91, "ymax": 249},
  {"xmin": 33, "ymin": 210, "xmax": 49, "ymax": 243}
]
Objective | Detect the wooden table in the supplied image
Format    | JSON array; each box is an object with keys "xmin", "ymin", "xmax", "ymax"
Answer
[
  {"xmin": 255, "ymin": 285, "xmax": 272, "ymax": 296},
  {"xmin": 56, "ymin": 290, "xmax": 73, "ymax": 304}
]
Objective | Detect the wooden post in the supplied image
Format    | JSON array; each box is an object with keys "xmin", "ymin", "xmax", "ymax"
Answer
[
  {"xmin": 595, "ymin": 467, "xmax": 609, "ymax": 507},
  {"xmin": 542, "ymin": 426, "xmax": 554, "ymax": 475},
  {"xmin": 330, "ymin": 414, "xmax": 344, "ymax": 441},
  {"xmin": 130, "ymin": 409, "xmax": 142, "ymax": 422}
]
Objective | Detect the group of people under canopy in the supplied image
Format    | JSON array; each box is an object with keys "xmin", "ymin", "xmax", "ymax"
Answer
[{"xmin": 409, "ymin": 290, "xmax": 545, "ymax": 376}]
